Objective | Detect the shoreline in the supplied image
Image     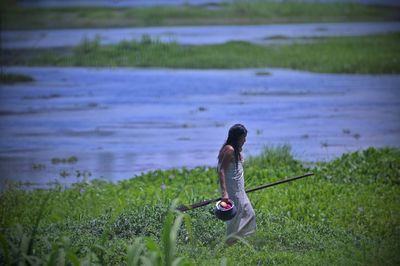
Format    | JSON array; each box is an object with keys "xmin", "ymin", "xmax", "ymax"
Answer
[{"xmin": 1, "ymin": 144, "xmax": 398, "ymax": 190}]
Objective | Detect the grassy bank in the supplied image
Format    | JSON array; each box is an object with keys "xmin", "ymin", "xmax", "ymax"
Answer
[
  {"xmin": 1, "ymin": 1, "xmax": 399, "ymax": 30},
  {"xmin": 1, "ymin": 146, "xmax": 399, "ymax": 265},
  {"xmin": 0, "ymin": 72, "xmax": 34, "ymax": 84},
  {"xmin": 3, "ymin": 33, "xmax": 400, "ymax": 74}
]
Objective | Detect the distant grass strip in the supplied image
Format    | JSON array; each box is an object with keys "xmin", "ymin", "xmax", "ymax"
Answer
[
  {"xmin": 1, "ymin": 1, "xmax": 399, "ymax": 30},
  {"xmin": 0, "ymin": 72, "xmax": 34, "ymax": 84},
  {"xmin": 3, "ymin": 33, "xmax": 400, "ymax": 74}
]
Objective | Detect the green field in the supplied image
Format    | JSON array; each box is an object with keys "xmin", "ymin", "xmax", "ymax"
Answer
[
  {"xmin": 1, "ymin": 1, "xmax": 399, "ymax": 30},
  {"xmin": 1, "ymin": 146, "xmax": 399, "ymax": 265},
  {"xmin": 3, "ymin": 33, "xmax": 400, "ymax": 74}
]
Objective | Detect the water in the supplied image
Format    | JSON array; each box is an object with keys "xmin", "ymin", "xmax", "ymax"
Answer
[
  {"xmin": 1, "ymin": 66, "xmax": 399, "ymax": 187},
  {"xmin": 2, "ymin": 22, "xmax": 400, "ymax": 49}
]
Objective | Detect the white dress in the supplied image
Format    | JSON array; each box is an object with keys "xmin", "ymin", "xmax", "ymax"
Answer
[{"xmin": 218, "ymin": 159, "xmax": 256, "ymax": 241}]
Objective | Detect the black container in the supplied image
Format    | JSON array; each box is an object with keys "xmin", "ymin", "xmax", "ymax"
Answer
[{"xmin": 214, "ymin": 199, "xmax": 237, "ymax": 221}]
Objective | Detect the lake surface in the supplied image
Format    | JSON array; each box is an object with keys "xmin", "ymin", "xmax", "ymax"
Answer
[
  {"xmin": 1, "ymin": 67, "xmax": 399, "ymax": 188},
  {"xmin": 3, "ymin": 22, "xmax": 400, "ymax": 49}
]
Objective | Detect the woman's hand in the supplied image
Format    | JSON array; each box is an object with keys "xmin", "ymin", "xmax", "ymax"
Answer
[{"xmin": 221, "ymin": 191, "xmax": 229, "ymax": 202}]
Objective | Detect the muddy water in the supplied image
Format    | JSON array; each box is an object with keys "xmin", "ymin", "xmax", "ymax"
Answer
[{"xmin": 1, "ymin": 67, "xmax": 399, "ymax": 187}]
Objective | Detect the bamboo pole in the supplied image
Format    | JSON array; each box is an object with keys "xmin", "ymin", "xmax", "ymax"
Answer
[{"xmin": 176, "ymin": 172, "xmax": 314, "ymax": 212}]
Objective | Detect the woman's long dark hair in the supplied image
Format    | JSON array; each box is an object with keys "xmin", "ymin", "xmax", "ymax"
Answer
[{"xmin": 218, "ymin": 124, "xmax": 248, "ymax": 166}]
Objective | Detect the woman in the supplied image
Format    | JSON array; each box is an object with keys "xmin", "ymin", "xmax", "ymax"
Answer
[{"xmin": 218, "ymin": 124, "xmax": 256, "ymax": 245}]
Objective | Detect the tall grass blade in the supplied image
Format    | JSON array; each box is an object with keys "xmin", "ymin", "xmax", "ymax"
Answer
[
  {"xmin": 139, "ymin": 255, "xmax": 153, "ymax": 266},
  {"xmin": 182, "ymin": 214, "xmax": 193, "ymax": 244},
  {"xmin": 224, "ymin": 233, "xmax": 254, "ymax": 250},
  {"xmin": 162, "ymin": 199, "xmax": 184, "ymax": 266},
  {"xmin": 172, "ymin": 257, "xmax": 184, "ymax": 266},
  {"xmin": 57, "ymin": 248, "xmax": 66, "ymax": 266},
  {"xmin": 0, "ymin": 233, "xmax": 11, "ymax": 265},
  {"xmin": 66, "ymin": 251, "xmax": 80, "ymax": 266},
  {"xmin": 127, "ymin": 238, "xmax": 145, "ymax": 266},
  {"xmin": 28, "ymin": 192, "xmax": 53, "ymax": 257},
  {"xmin": 144, "ymin": 238, "xmax": 162, "ymax": 265},
  {"xmin": 220, "ymin": 257, "xmax": 228, "ymax": 266}
]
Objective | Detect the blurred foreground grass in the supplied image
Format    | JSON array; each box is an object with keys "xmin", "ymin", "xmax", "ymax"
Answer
[
  {"xmin": 1, "ymin": 146, "xmax": 399, "ymax": 265},
  {"xmin": 1, "ymin": 1, "xmax": 399, "ymax": 30},
  {"xmin": 3, "ymin": 33, "xmax": 400, "ymax": 74}
]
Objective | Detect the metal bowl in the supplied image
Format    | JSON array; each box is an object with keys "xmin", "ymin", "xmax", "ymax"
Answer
[{"xmin": 214, "ymin": 199, "xmax": 237, "ymax": 221}]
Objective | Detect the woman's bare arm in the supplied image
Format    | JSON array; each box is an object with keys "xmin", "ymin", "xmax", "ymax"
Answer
[{"xmin": 218, "ymin": 145, "xmax": 234, "ymax": 202}]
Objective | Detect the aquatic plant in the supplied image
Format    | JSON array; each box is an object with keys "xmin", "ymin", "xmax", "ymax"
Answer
[
  {"xmin": 0, "ymin": 73, "xmax": 34, "ymax": 84},
  {"xmin": 51, "ymin": 156, "xmax": 78, "ymax": 164}
]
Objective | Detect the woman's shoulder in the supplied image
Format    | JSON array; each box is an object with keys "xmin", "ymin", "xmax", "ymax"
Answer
[
  {"xmin": 218, "ymin": 145, "xmax": 235, "ymax": 164},
  {"xmin": 222, "ymin": 145, "xmax": 234, "ymax": 154},
  {"xmin": 219, "ymin": 145, "xmax": 234, "ymax": 161}
]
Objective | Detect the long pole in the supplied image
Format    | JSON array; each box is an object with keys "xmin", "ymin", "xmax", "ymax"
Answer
[{"xmin": 176, "ymin": 172, "xmax": 313, "ymax": 212}]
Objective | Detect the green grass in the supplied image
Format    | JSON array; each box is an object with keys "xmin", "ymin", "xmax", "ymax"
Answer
[
  {"xmin": 0, "ymin": 73, "xmax": 34, "ymax": 84},
  {"xmin": 2, "ymin": 33, "xmax": 400, "ymax": 74},
  {"xmin": 1, "ymin": 0, "xmax": 399, "ymax": 30},
  {"xmin": 1, "ymin": 146, "xmax": 399, "ymax": 265}
]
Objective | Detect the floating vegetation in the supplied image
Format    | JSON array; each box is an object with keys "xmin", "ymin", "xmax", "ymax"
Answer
[
  {"xmin": 181, "ymin": 123, "xmax": 195, "ymax": 129},
  {"xmin": 301, "ymin": 134, "xmax": 310, "ymax": 139},
  {"xmin": 240, "ymin": 88, "xmax": 313, "ymax": 96},
  {"xmin": 177, "ymin": 137, "xmax": 191, "ymax": 141},
  {"xmin": 255, "ymin": 71, "xmax": 272, "ymax": 76},
  {"xmin": 22, "ymin": 94, "xmax": 61, "ymax": 100},
  {"xmin": 342, "ymin": 128, "xmax": 351, "ymax": 134},
  {"xmin": 59, "ymin": 169, "xmax": 70, "ymax": 178},
  {"xmin": 0, "ymin": 73, "xmax": 34, "ymax": 84},
  {"xmin": 75, "ymin": 170, "xmax": 92, "ymax": 178},
  {"xmin": 240, "ymin": 88, "xmax": 269, "ymax": 96},
  {"xmin": 87, "ymin": 102, "xmax": 99, "ymax": 108},
  {"xmin": 315, "ymin": 27, "xmax": 328, "ymax": 31},
  {"xmin": 32, "ymin": 163, "xmax": 46, "ymax": 170},
  {"xmin": 51, "ymin": 156, "xmax": 78, "ymax": 164},
  {"xmin": 263, "ymin": 35, "xmax": 289, "ymax": 40}
]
